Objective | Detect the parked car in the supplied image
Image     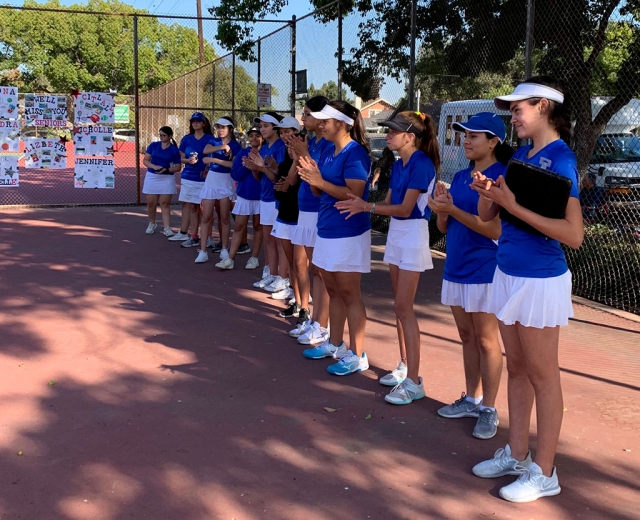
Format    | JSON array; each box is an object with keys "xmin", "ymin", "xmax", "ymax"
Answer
[{"xmin": 113, "ymin": 129, "xmax": 136, "ymax": 142}]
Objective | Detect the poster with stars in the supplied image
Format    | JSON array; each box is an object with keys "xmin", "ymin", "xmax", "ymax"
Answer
[
  {"xmin": 73, "ymin": 92, "xmax": 115, "ymax": 124},
  {"xmin": 74, "ymin": 157, "xmax": 115, "ymax": 188},
  {"xmin": 0, "ymin": 86, "xmax": 19, "ymax": 119},
  {"xmin": 74, "ymin": 125, "xmax": 114, "ymax": 156},
  {"xmin": 0, "ymin": 155, "xmax": 19, "ymax": 187},
  {"xmin": 24, "ymin": 94, "xmax": 68, "ymax": 127},
  {"xmin": 23, "ymin": 138, "xmax": 67, "ymax": 169},
  {"xmin": 0, "ymin": 120, "xmax": 21, "ymax": 152}
]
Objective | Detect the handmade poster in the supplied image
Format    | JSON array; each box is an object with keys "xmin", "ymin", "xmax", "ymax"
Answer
[
  {"xmin": 74, "ymin": 125, "xmax": 114, "ymax": 155},
  {"xmin": 0, "ymin": 155, "xmax": 19, "ymax": 187},
  {"xmin": 74, "ymin": 157, "xmax": 115, "ymax": 189},
  {"xmin": 0, "ymin": 86, "xmax": 18, "ymax": 119},
  {"xmin": 0, "ymin": 120, "xmax": 21, "ymax": 152},
  {"xmin": 24, "ymin": 94, "xmax": 68, "ymax": 127},
  {"xmin": 23, "ymin": 137, "xmax": 67, "ymax": 169},
  {"xmin": 74, "ymin": 92, "xmax": 115, "ymax": 124}
]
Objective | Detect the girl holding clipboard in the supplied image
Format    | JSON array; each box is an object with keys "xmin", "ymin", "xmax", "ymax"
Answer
[{"xmin": 470, "ymin": 77, "xmax": 584, "ymax": 503}]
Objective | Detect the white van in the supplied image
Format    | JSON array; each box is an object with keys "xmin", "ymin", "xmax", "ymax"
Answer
[{"xmin": 437, "ymin": 97, "xmax": 640, "ymax": 195}]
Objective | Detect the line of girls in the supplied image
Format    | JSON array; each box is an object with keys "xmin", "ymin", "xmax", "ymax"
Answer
[{"xmin": 143, "ymin": 75, "xmax": 583, "ymax": 504}]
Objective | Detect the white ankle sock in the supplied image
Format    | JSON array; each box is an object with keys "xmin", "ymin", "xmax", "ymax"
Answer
[{"xmin": 466, "ymin": 395, "xmax": 482, "ymax": 405}]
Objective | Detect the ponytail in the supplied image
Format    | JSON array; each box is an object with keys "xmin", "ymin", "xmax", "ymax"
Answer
[
  {"xmin": 524, "ymin": 75, "xmax": 572, "ymax": 144},
  {"xmin": 398, "ymin": 111, "xmax": 441, "ymax": 178},
  {"xmin": 495, "ymin": 142, "xmax": 515, "ymax": 165}
]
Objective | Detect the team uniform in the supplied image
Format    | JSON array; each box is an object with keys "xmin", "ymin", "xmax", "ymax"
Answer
[
  {"xmin": 258, "ymin": 139, "xmax": 287, "ymax": 226},
  {"xmin": 231, "ymin": 148, "xmax": 262, "ymax": 216},
  {"xmin": 383, "ymin": 151, "xmax": 436, "ymax": 272},
  {"xmin": 489, "ymin": 140, "xmax": 579, "ymax": 328},
  {"xmin": 272, "ymin": 157, "xmax": 300, "ymax": 240},
  {"xmin": 291, "ymin": 136, "xmax": 334, "ymax": 248},
  {"xmin": 142, "ymin": 141, "xmax": 181, "ymax": 195},
  {"xmin": 312, "ymin": 140, "xmax": 372, "ymax": 273},
  {"xmin": 441, "ymin": 162, "xmax": 505, "ymax": 312},
  {"xmin": 200, "ymin": 138, "xmax": 242, "ymax": 201},
  {"xmin": 178, "ymin": 134, "xmax": 210, "ymax": 203}
]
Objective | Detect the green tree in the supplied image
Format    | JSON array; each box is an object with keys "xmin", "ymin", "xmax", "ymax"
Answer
[{"xmin": 306, "ymin": 81, "xmax": 352, "ymax": 103}]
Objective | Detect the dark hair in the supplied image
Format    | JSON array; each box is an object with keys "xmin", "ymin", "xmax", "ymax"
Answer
[
  {"xmin": 523, "ymin": 75, "xmax": 572, "ymax": 144},
  {"xmin": 481, "ymin": 132, "xmax": 515, "ymax": 165},
  {"xmin": 305, "ymin": 95, "xmax": 329, "ymax": 112},
  {"xmin": 327, "ymin": 100, "xmax": 369, "ymax": 152},
  {"xmin": 218, "ymin": 115, "xmax": 237, "ymax": 141},
  {"xmin": 159, "ymin": 126, "xmax": 177, "ymax": 146},
  {"xmin": 189, "ymin": 115, "xmax": 212, "ymax": 135},
  {"xmin": 398, "ymin": 111, "xmax": 441, "ymax": 177}
]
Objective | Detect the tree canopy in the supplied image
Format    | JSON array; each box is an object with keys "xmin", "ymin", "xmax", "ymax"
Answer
[{"xmin": 0, "ymin": 0, "xmax": 217, "ymax": 94}]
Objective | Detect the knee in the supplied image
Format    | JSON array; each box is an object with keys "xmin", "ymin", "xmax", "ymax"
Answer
[
  {"xmin": 476, "ymin": 333, "xmax": 500, "ymax": 355},
  {"xmin": 526, "ymin": 362, "xmax": 560, "ymax": 390},
  {"xmin": 220, "ymin": 214, "xmax": 231, "ymax": 225},
  {"xmin": 393, "ymin": 300, "xmax": 415, "ymax": 322},
  {"xmin": 456, "ymin": 325, "xmax": 475, "ymax": 345},
  {"xmin": 506, "ymin": 356, "xmax": 527, "ymax": 379},
  {"xmin": 159, "ymin": 200, "xmax": 170, "ymax": 209},
  {"xmin": 339, "ymin": 288, "xmax": 361, "ymax": 308}
]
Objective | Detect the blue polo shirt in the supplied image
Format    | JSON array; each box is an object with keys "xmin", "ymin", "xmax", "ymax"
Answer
[
  {"xmin": 389, "ymin": 151, "xmax": 436, "ymax": 220},
  {"xmin": 259, "ymin": 139, "xmax": 286, "ymax": 202},
  {"xmin": 298, "ymin": 136, "xmax": 334, "ymax": 212},
  {"xmin": 206, "ymin": 138, "xmax": 242, "ymax": 173},
  {"xmin": 145, "ymin": 141, "xmax": 181, "ymax": 173},
  {"xmin": 231, "ymin": 148, "xmax": 262, "ymax": 201},
  {"xmin": 179, "ymin": 134, "xmax": 211, "ymax": 182}
]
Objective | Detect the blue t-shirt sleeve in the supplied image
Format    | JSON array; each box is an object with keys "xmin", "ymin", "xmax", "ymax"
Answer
[
  {"xmin": 145, "ymin": 142, "xmax": 155, "ymax": 155},
  {"xmin": 179, "ymin": 137, "xmax": 187, "ymax": 154},
  {"xmin": 230, "ymin": 153, "xmax": 246, "ymax": 182},
  {"xmin": 343, "ymin": 147, "xmax": 370, "ymax": 182},
  {"xmin": 229, "ymin": 140, "xmax": 242, "ymax": 158},
  {"xmin": 171, "ymin": 145, "xmax": 181, "ymax": 165},
  {"xmin": 408, "ymin": 155, "xmax": 435, "ymax": 192}
]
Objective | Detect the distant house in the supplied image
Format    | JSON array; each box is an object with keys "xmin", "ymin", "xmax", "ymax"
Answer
[{"xmin": 359, "ymin": 98, "xmax": 396, "ymax": 119}]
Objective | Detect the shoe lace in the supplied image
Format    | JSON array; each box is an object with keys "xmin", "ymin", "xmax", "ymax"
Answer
[
  {"xmin": 476, "ymin": 409, "xmax": 494, "ymax": 425},
  {"xmin": 390, "ymin": 381, "xmax": 409, "ymax": 398},
  {"xmin": 514, "ymin": 465, "xmax": 540, "ymax": 485}
]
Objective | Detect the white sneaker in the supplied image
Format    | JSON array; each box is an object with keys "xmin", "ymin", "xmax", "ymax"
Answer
[
  {"xmin": 332, "ymin": 342, "xmax": 349, "ymax": 359},
  {"xmin": 384, "ymin": 377, "xmax": 426, "ymax": 405},
  {"xmin": 245, "ymin": 257, "xmax": 259, "ymax": 270},
  {"xmin": 472, "ymin": 444, "xmax": 532, "ymax": 479},
  {"xmin": 327, "ymin": 350, "xmax": 368, "ymax": 375},
  {"xmin": 271, "ymin": 287, "xmax": 294, "ymax": 301},
  {"xmin": 379, "ymin": 361, "xmax": 408, "ymax": 387},
  {"xmin": 499, "ymin": 463, "xmax": 561, "ymax": 503},
  {"xmin": 220, "ymin": 248, "xmax": 230, "ymax": 260},
  {"xmin": 261, "ymin": 266, "xmax": 270, "ymax": 278},
  {"xmin": 253, "ymin": 274, "xmax": 275, "ymax": 289},
  {"xmin": 289, "ymin": 318, "xmax": 312, "ymax": 338},
  {"xmin": 195, "ymin": 249, "xmax": 209, "ymax": 263},
  {"xmin": 168, "ymin": 231, "xmax": 189, "ymax": 241},
  {"xmin": 206, "ymin": 237, "xmax": 215, "ymax": 248},
  {"xmin": 264, "ymin": 276, "xmax": 289, "ymax": 293},
  {"xmin": 146, "ymin": 223, "xmax": 157, "ymax": 234},
  {"xmin": 215, "ymin": 257, "xmax": 234, "ymax": 270},
  {"xmin": 163, "ymin": 226, "xmax": 174, "ymax": 237},
  {"xmin": 297, "ymin": 322, "xmax": 330, "ymax": 345}
]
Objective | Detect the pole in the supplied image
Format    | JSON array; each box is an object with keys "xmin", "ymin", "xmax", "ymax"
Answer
[
  {"xmin": 290, "ymin": 15, "xmax": 296, "ymax": 115},
  {"xmin": 257, "ymin": 39, "xmax": 261, "ymax": 116},
  {"xmin": 408, "ymin": 0, "xmax": 417, "ymax": 110},
  {"xmin": 133, "ymin": 15, "xmax": 141, "ymax": 205},
  {"xmin": 337, "ymin": 0, "xmax": 343, "ymax": 101},
  {"xmin": 196, "ymin": 0, "xmax": 205, "ymax": 65},
  {"xmin": 525, "ymin": 0, "xmax": 535, "ymax": 79},
  {"xmin": 231, "ymin": 52, "xmax": 236, "ymax": 122}
]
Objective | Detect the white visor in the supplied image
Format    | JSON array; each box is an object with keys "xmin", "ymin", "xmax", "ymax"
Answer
[
  {"xmin": 252, "ymin": 114, "xmax": 280, "ymax": 125},
  {"xmin": 215, "ymin": 118, "xmax": 234, "ymax": 127},
  {"xmin": 274, "ymin": 116, "xmax": 301, "ymax": 131},
  {"xmin": 310, "ymin": 105, "xmax": 354, "ymax": 126},
  {"xmin": 494, "ymin": 83, "xmax": 565, "ymax": 111}
]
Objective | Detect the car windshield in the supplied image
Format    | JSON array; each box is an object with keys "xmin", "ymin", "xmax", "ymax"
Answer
[
  {"xmin": 591, "ymin": 134, "xmax": 640, "ymax": 163},
  {"xmin": 369, "ymin": 138, "xmax": 387, "ymax": 152}
]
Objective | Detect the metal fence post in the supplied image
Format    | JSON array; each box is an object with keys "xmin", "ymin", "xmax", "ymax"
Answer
[
  {"xmin": 257, "ymin": 39, "xmax": 261, "ymax": 116},
  {"xmin": 211, "ymin": 60, "xmax": 216, "ymax": 118},
  {"xmin": 338, "ymin": 0, "xmax": 342, "ymax": 101},
  {"xmin": 408, "ymin": 0, "xmax": 417, "ymax": 110},
  {"xmin": 133, "ymin": 14, "xmax": 141, "ymax": 205},
  {"xmin": 231, "ymin": 52, "xmax": 236, "ymax": 122},
  {"xmin": 290, "ymin": 15, "xmax": 297, "ymax": 115},
  {"xmin": 525, "ymin": 0, "xmax": 535, "ymax": 79}
]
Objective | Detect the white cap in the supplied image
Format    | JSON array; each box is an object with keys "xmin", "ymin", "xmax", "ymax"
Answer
[
  {"xmin": 252, "ymin": 114, "xmax": 280, "ymax": 125},
  {"xmin": 214, "ymin": 118, "xmax": 234, "ymax": 127},
  {"xmin": 311, "ymin": 105, "xmax": 355, "ymax": 126},
  {"xmin": 494, "ymin": 83, "xmax": 565, "ymax": 111},
  {"xmin": 274, "ymin": 116, "xmax": 301, "ymax": 131}
]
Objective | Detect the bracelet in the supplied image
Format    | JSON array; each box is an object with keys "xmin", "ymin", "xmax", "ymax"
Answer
[{"xmin": 370, "ymin": 202, "xmax": 376, "ymax": 214}]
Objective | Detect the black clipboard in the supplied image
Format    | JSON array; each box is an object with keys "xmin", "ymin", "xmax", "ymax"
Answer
[{"xmin": 499, "ymin": 158, "xmax": 572, "ymax": 237}]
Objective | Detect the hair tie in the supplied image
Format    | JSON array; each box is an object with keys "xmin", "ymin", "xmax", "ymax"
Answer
[{"xmin": 415, "ymin": 111, "xmax": 427, "ymax": 122}]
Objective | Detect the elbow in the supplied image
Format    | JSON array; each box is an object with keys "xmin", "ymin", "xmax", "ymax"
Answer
[{"xmin": 567, "ymin": 232, "xmax": 584, "ymax": 250}]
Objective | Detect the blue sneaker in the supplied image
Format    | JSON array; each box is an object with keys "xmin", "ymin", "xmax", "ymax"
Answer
[
  {"xmin": 327, "ymin": 351, "xmax": 369, "ymax": 376},
  {"xmin": 303, "ymin": 341, "xmax": 346, "ymax": 360}
]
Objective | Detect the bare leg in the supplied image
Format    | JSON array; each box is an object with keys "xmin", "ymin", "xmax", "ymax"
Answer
[
  {"xmin": 389, "ymin": 265, "xmax": 408, "ymax": 365},
  {"xmin": 263, "ymin": 224, "xmax": 277, "ymax": 275},
  {"xmin": 305, "ymin": 247, "xmax": 329, "ymax": 328},
  {"xmin": 218, "ymin": 197, "xmax": 232, "ymax": 250},
  {"xmin": 146, "ymin": 194, "xmax": 159, "ymax": 224},
  {"xmin": 294, "ymin": 245, "xmax": 310, "ymax": 309},
  {"xmin": 334, "ymin": 271, "xmax": 366, "ymax": 356},
  {"xmin": 450, "ymin": 306, "xmax": 482, "ymax": 398},
  {"xmin": 158, "ymin": 194, "xmax": 172, "ymax": 228},
  {"xmin": 276, "ymin": 238, "xmax": 290, "ymax": 279},
  {"xmin": 251, "ymin": 214, "xmax": 263, "ymax": 258},
  {"xmin": 321, "ymin": 269, "xmax": 346, "ymax": 346},
  {"xmin": 199, "ymin": 199, "xmax": 215, "ymax": 247},
  {"xmin": 391, "ymin": 266, "xmax": 421, "ymax": 382},
  {"xmin": 229, "ymin": 214, "xmax": 248, "ymax": 259},
  {"xmin": 179, "ymin": 202, "xmax": 190, "ymax": 233},
  {"xmin": 472, "ymin": 312, "xmax": 502, "ymax": 408}
]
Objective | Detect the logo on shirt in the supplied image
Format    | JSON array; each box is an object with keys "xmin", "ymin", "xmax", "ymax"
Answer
[{"xmin": 539, "ymin": 157, "xmax": 552, "ymax": 170}]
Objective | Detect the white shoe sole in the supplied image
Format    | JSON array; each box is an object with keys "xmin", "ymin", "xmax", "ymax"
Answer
[{"xmin": 499, "ymin": 486, "xmax": 561, "ymax": 503}]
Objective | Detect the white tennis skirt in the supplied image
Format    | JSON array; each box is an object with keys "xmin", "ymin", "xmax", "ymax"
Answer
[
  {"xmin": 260, "ymin": 200, "xmax": 277, "ymax": 226},
  {"xmin": 272, "ymin": 219, "xmax": 296, "ymax": 240},
  {"xmin": 489, "ymin": 267, "xmax": 574, "ymax": 328},
  {"xmin": 143, "ymin": 172, "xmax": 177, "ymax": 195},
  {"xmin": 232, "ymin": 196, "xmax": 260, "ymax": 216},
  {"xmin": 291, "ymin": 211, "xmax": 318, "ymax": 248},
  {"xmin": 383, "ymin": 218, "xmax": 433, "ymax": 272},
  {"xmin": 200, "ymin": 172, "xmax": 234, "ymax": 200},
  {"xmin": 178, "ymin": 179, "xmax": 203, "ymax": 204},
  {"xmin": 441, "ymin": 280, "xmax": 494, "ymax": 314},
  {"xmin": 313, "ymin": 230, "xmax": 371, "ymax": 273}
]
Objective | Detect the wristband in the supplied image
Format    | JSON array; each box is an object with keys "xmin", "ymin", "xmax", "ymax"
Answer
[{"xmin": 370, "ymin": 202, "xmax": 376, "ymax": 214}]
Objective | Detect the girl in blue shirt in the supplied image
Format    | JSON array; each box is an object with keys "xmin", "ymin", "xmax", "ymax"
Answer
[
  {"xmin": 142, "ymin": 126, "xmax": 181, "ymax": 236},
  {"xmin": 428, "ymin": 112, "xmax": 513, "ymax": 440},
  {"xmin": 282, "ymin": 96, "xmax": 333, "ymax": 346},
  {"xmin": 470, "ymin": 77, "xmax": 584, "ymax": 503},
  {"xmin": 336, "ymin": 111, "xmax": 440, "ymax": 402},
  {"xmin": 169, "ymin": 112, "xmax": 213, "ymax": 246},
  {"xmin": 298, "ymin": 100, "xmax": 371, "ymax": 377},
  {"xmin": 194, "ymin": 116, "xmax": 242, "ymax": 264}
]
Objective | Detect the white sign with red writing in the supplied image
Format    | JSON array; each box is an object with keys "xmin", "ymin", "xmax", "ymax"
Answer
[
  {"xmin": 0, "ymin": 120, "xmax": 20, "ymax": 152},
  {"xmin": 74, "ymin": 125, "xmax": 114, "ymax": 156},
  {"xmin": 0, "ymin": 155, "xmax": 19, "ymax": 187},
  {"xmin": 74, "ymin": 157, "xmax": 115, "ymax": 188},
  {"xmin": 257, "ymin": 83, "xmax": 272, "ymax": 108},
  {"xmin": 23, "ymin": 137, "xmax": 67, "ymax": 169},
  {"xmin": 0, "ymin": 86, "xmax": 19, "ymax": 119},
  {"xmin": 24, "ymin": 94, "xmax": 68, "ymax": 127},
  {"xmin": 74, "ymin": 92, "xmax": 115, "ymax": 124}
]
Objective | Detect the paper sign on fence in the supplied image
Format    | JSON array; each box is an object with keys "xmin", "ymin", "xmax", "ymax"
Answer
[
  {"xmin": 74, "ymin": 92, "xmax": 115, "ymax": 124},
  {"xmin": 0, "ymin": 155, "xmax": 19, "ymax": 187},
  {"xmin": 74, "ymin": 157, "xmax": 115, "ymax": 189},
  {"xmin": 74, "ymin": 126, "xmax": 114, "ymax": 156},
  {"xmin": 0, "ymin": 120, "xmax": 20, "ymax": 152},
  {"xmin": 24, "ymin": 94, "xmax": 68, "ymax": 127},
  {"xmin": 23, "ymin": 137, "xmax": 67, "ymax": 169},
  {"xmin": 0, "ymin": 87, "xmax": 18, "ymax": 119}
]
